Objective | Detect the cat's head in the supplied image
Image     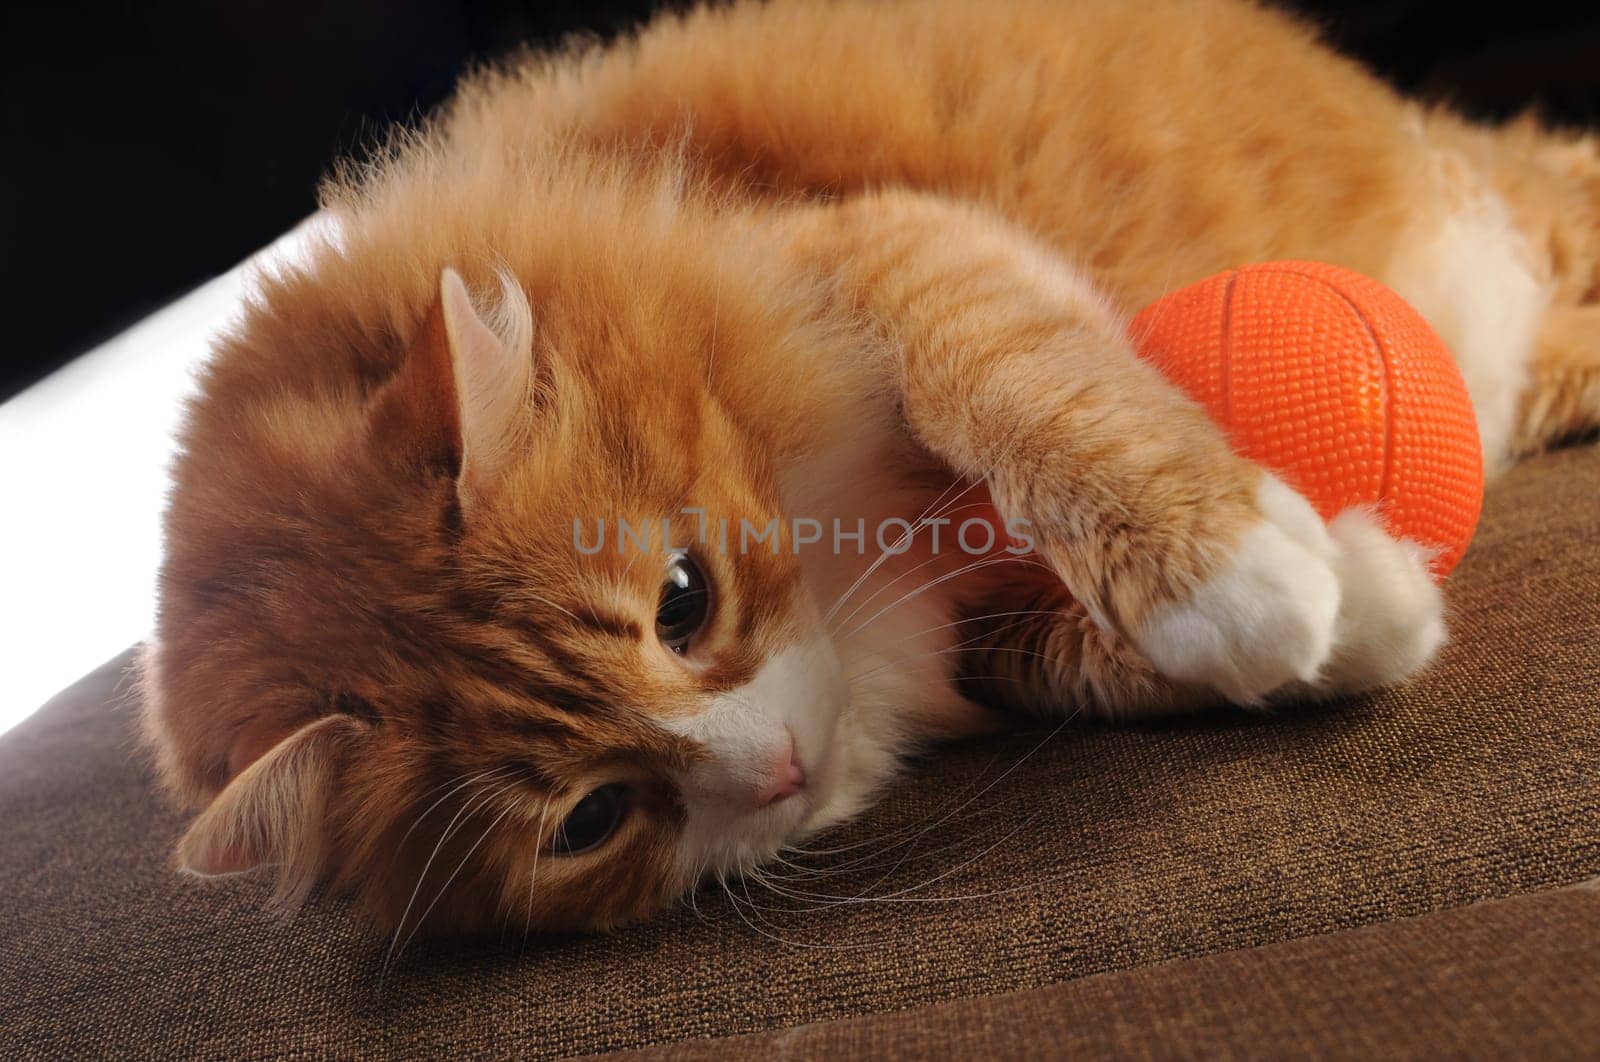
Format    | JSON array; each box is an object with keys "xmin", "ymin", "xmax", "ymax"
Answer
[{"xmin": 145, "ymin": 210, "xmax": 865, "ymax": 936}]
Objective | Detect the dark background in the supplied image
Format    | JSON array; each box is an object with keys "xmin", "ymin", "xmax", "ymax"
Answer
[{"xmin": 3, "ymin": 1, "xmax": 1598, "ymax": 401}]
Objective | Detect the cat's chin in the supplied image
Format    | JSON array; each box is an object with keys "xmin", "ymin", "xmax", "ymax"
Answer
[
  {"xmin": 790, "ymin": 757, "xmax": 843, "ymax": 840},
  {"xmin": 785, "ymin": 705, "xmax": 892, "ymax": 845},
  {"xmin": 707, "ymin": 725, "xmax": 852, "ymax": 878}
]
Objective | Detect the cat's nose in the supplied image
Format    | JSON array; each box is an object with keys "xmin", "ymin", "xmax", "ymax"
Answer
[{"xmin": 753, "ymin": 735, "xmax": 806, "ymax": 808}]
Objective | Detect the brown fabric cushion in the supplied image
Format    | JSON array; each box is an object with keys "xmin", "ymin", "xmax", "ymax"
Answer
[
  {"xmin": 1, "ymin": 445, "xmax": 1597, "ymax": 1058},
  {"xmin": 612, "ymin": 884, "xmax": 1600, "ymax": 1060}
]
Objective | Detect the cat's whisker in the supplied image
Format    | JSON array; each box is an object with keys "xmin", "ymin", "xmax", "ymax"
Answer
[
  {"xmin": 820, "ymin": 473, "xmax": 990, "ymax": 626},
  {"xmin": 778, "ymin": 764, "xmax": 1012, "ymax": 893},
  {"xmin": 826, "ymin": 541, "xmax": 951, "ymax": 636},
  {"xmin": 739, "ymin": 868, "xmax": 825, "ymax": 911},
  {"xmin": 766, "ymin": 815, "xmax": 1016, "ymax": 897},
  {"xmin": 844, "ymin": 604, "xmax": 1068, "ymax": 671},
  {"xmin": 398, "ymin": 778, "xmax": 528, "ymax": 958},
  {"xmin": 822, "ymin": 416, "xmax": 1038, "ymax": 632},
  {"xmin": 778, "ymin": 744, "xmax": 1019, "ymax": 861},
  {"xmin": 825, "ymin": 500, "xmax": 1001, "ymax": 634},
  {"xmin": 715, "ymin": 877, "xmax": 876, "ymax": 951},
  {"xmin": 750, "ymin": 805, "xmax": 1049, "ymax": 908},
  {"xmin": 840, "ymin": 608, "xmax": 1065, "ymax": 669},
  {"xmin": 704, "ymin": 255, "xmax": 722, "ymax": 387},
  {"xmin": 520, "ymin": 795, "xmax": 554, "ymax": 953},
  {"xmin": 754, "ymin": 743, "xmax": 1068, "ymax": 903},
  {"xmin": 754, "ymin": 840, "xmax": 911, "ymax": 906},
  {"xmin": 389, "ymin": 765, "xmax": 516, "ymax": 871},
  {"xmin": 837, "ymin": 609, "xmax": 1066, "ymax": 697},
  {"xmin": 765, "ymin": 853, "xmax": 837, "ymax": 877},
  {"xmin": 382, "ymin": 773, "xmax": 525, "ymax": 979},
  {"xmin": 523, "ymin": 592, "xmax": 589, "ymax": 628},
  {"xmin": 745, "ymin": 862, "xmax": 894, "ymax": 913},
  {"xmin": 382, "ymin": 769, "xmax": 515, "ymax": 973},
  {"xmin": 683, "ymin": 851, "xmax": 714, "ymax": 922},
  {"xmin": 736, "ymin": 869, "xmax": 793, "ymax": 933},
  {"xmin": 762, "ymin": 715, "xmax": 1072, "ymax": 898},
  {"xmin": 769, "ymin": 858, "xmax": 1092, "ymax": 908},
  {"xmin": 840, "ymin": 622, "xmax": 1057, "ymax": 692},
  {"xmin": 775, "ymin": 834, "xmax": 977, "ymax": 884},
  {"xmin": 770, "ymin": 795, "xmax": 1022, "ymax": 879},
  {"xmin": 819, "ymin": 475, "xmax": 965, "ymax": 625},
  {"xmin": 841, "ymin": 556, "xmax": 1054, "ymax": 642},
  {"xmin": 846, "ymin": 657, "xmax": 1047, "ymax": 697},
  {"xmin": 714, "ymin": 872, "xmax": 790, "ymax": 939},
  {"xmin": 852, "ymin": 806, "xmax": 1049, "ymax": 904}
]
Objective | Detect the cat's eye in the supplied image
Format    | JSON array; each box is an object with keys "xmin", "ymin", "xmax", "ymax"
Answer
[
  {"xmin": 656, "ymin": 553, "xmax": 711, "ymax": 654},
  {"xmin": 550, "ymin": 783, "xmax": 628, "ymax": 856}
]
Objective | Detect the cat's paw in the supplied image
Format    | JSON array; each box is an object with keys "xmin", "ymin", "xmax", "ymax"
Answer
[
  {"xmin": 1136, "ymin": 476, "xmax": 1341, "ymax": 704},
  {"xmin": 1309, "ymin": 508, "xmax": 1446, "ymax": 695},
  {"xmin": 1133, "ymin": 474, "xmax": 1446, "ymax": 705}
]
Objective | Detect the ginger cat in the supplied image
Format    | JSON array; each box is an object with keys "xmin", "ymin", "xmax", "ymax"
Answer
[{"xmin": 142, "ymin": 0, "xmax": 1600, "ymax": 939}]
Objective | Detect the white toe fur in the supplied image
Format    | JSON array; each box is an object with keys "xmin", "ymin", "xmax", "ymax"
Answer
[
  {"xmin": 1314, "ymin": 508, "xmax": 1446, "ymax": 694},
  {"xmin": 1138, "ymin": 475, "xmax": 1447, "ymax": 705},
  {"xmin": 1138, "ymin": 477, "xmax": 1341, "ymax": 704}
]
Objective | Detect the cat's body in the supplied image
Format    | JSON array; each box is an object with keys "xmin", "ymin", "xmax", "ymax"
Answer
[{"xmin": 144, "ymin": 0, "xmax": 1600, "ymax": 937}]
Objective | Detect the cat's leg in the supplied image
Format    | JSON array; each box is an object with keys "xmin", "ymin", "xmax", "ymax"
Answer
[
  {"xmin": 1513, "ymin": 130, "xmax": 1600, "ymax": 454},
  {"xmin": 1514, "ymin": 306, "xmax": 1600, "ymax": 456},
  {"xmin": 1392, "ymin": 113, "xmax": 1600, "ymax": 467},
  {"xmin": 778, "ymin": 191, "xmax": 1444, "ymax": 710},
  {"xmin": 1505, "ymin": 138, "xmax": 1600, "ymax": 456},
  {"xmin": 959, "ymin": 513, "xmax": 1444, "ymax": 719},
  {"xmin": 956, "ymin": 577, "xmax": 1204, "ymax": 722}
]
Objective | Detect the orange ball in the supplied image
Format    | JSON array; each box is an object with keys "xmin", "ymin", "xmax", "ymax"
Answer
[{"xmin": 1129, "ymin": 261, "xmax": 1483, "ymax": 578}]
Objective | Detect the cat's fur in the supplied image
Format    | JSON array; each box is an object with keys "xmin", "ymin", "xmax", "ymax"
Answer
[{"xmin": 142, "ymin": 0, "xmax": 1600, "ymax": 937}]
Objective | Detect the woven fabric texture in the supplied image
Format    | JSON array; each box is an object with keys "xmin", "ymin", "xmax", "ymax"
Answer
[
  {"xmin": 1, "ymin": 445, "xmax": 1597, "ymax": 1058},
  {"xmin": 614, "ymin": 885, "xmax": 1600, "ymax": 1060}
]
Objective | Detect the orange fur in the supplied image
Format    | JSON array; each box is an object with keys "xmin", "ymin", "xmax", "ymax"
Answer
[{"xmin": 143, "ymin": 0, "xmax": 1600, "ymax": 938}]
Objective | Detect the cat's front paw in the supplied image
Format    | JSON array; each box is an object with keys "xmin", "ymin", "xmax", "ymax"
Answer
[
  {"xmin": 1134, "ymin": 475, "xmax": 1447, "ymax": 706},
  {"xmin": 1311, "ymin": 508, "xmax": 1445, "ymax": 695},
  {"xmin": 1136, "ymin": 476, "xmax": 1341, "ymax": 705}
]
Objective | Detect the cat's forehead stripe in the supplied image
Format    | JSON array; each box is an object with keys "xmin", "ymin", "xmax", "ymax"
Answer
[
  {"xmin": 484, "ymin": 706, "xmax": 579, "ymax": 741},
  {"xmin": 440, "ymin": 635, "xmax": 615, "ymax": 721},
  {"xmin": 510, "ymin": 624, "xmax": 601, "ymax": 679},
  {"xmin": 567, "ymin": 609, "xmax": 643, "ymax": 642},
  {"xmin": 514, "ymin": 676, "xmax": 609, "ymax": 718}
]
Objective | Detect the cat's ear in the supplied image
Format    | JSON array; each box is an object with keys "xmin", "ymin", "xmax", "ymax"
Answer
[
  {"xmin": 371, "ymin": 267, "xmax": 534, "ymax": 506},
  {"xmin": 176, "ymin": 714, "xmax": 368, "ymax": 906},
  {"xmin": 440, "ymin": 267, "xmax": 535, "ymax": 504}
]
